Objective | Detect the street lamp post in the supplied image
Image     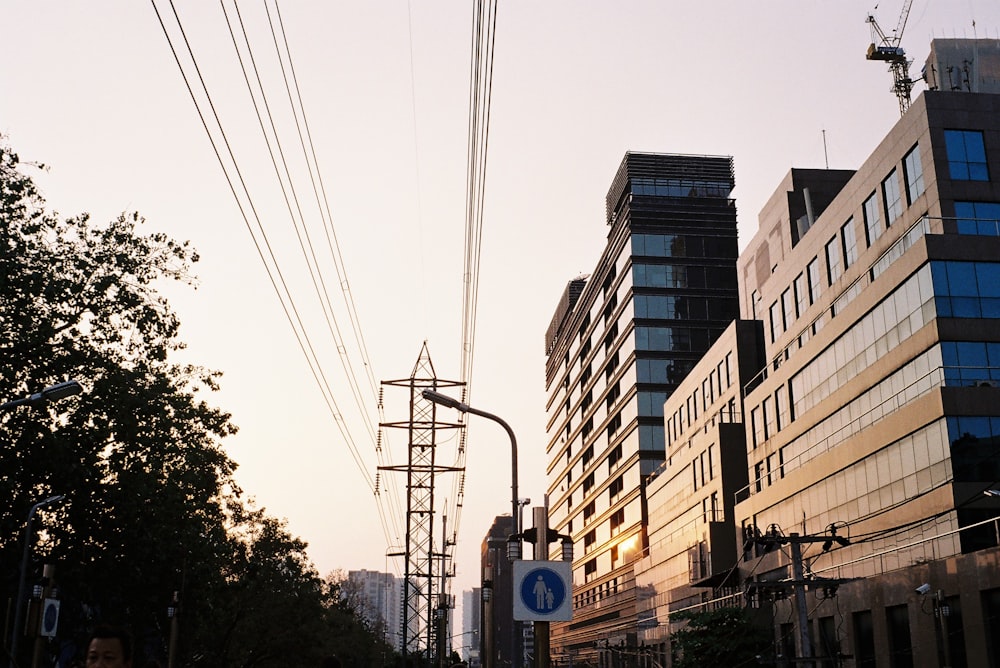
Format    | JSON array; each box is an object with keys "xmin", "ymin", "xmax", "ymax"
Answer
[
  {"xmin": 2, "ymin": 381, "xmax": 81, "ymax": 668},
  {"xmin": 10, "ymin": 495, "xmax": 65, "ymax": 668},
  {"xmin": 421, "ymin": 390, "xmax": 520, "ymax": 668},
  {"xmin": 0, "ymin": 380, "xmax": 83, "ymax": 412}
]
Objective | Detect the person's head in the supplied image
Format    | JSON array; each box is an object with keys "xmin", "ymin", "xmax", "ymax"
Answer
[{"xmin": 86, "ymin": 625, "xmax": 133, "ymax": 668}]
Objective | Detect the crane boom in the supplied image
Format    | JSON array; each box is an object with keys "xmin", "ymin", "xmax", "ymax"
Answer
[{"xmin": 865, "ymin": 1, "xmax": 916, "ymax": 115}]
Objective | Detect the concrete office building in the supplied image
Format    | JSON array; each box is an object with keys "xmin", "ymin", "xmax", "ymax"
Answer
[
  {"xmin": 544, "ymin": 152, "xmax": 740, "ymax": 663},
  {"xmin": 730, "ymin": 55, "xmax": 1000, "ymax": 664},
  {"xmin": 633, "ymin": 319, "xmax": 765, "ymax": 665}
]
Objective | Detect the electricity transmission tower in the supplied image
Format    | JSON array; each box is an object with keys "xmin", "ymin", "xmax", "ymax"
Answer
[{"xmin": 379, "ymin": 343, "xmax": 464, "ymax": 661}]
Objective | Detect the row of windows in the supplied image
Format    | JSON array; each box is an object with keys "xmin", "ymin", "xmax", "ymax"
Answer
[
  {"xmin": 955, "ymin": 201, "xmax": 1000, "ymax": 235},
  {"xmin": 633, "ymin": 263, "xmax": 738, "ymax": 290},
  {"xmin": 742, "ymin": 420, "xmax": 954, "ymax": 576},
  {"xmin": 790, "ymin": 263, "xmax": 933, "ymax": 422},
  {"xmin": 766, "ymin": 143, "xmax": 926, "ymax": 347},
  {"xmin": 631, "ymin": 176, "xmax": 732, "ymax": 199},
  {"xmin": 634, "ymin": 294, "xmax": 738, "ymax": 320},
  {"xmin": 666, "ymin": 352, "xmax": 734, "ymax": 446},
  {"xmin": 631, "ymin": 233, "xmax": 737, "ymax": 259},
  {"xmin": 635, "ymin": 326, "xmax": 726, "ymax": 352},
  {"xmin": 750, "ymin": 256, "xmax": 1000, "ymax": 472}
]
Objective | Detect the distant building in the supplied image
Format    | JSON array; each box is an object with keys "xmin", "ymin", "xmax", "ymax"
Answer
[
  {"xmin": 480, "ymin": 515, "xmax": 516, "ymax": 667},
  {"xmin": 346, "ymin": 569, "xmax": 402, "ymax": 649},
  {"xmin": 461, "ymin": 588, "xmax": 481, "ymax": 667},
  {"xmin": 544, "ymin": 151, "xmax": 740, "ymax": 663}
]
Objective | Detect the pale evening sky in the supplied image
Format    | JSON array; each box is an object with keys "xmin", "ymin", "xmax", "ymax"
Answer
[{"xmin": 2, "ymin": 1, "xmax": 998, "ymax": 612}]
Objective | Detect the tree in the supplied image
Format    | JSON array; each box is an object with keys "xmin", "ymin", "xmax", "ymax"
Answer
[
  {"xmin": 669, "ymin": 606, "xmax": 771, "ymax": 668},
  {"xmin": 1, "ymin": 137, "xmax": 401, "ymax": 667}
]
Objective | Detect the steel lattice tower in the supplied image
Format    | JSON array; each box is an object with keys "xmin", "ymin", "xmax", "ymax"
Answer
[{"xmin": 379, "ymin": 343, "xmax": 464, "ymax": 660}]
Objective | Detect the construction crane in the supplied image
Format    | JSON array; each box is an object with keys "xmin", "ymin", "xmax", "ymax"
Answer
[{"xmin": 866, "ymin": 0, "xmax": 916, "ymax": 115}]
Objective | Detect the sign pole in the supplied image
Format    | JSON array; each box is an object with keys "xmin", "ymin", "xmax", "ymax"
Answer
[{"xmin": 532, "ymin": 506, "xmax": 550, "ymax": 668}]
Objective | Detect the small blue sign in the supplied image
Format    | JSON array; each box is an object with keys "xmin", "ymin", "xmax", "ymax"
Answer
[
  {"xmin": 520, "ymin": 567, "xmax": 565, "ymax": 614},
  {"xmin": 512, "ymin": 560, "xmax": 572, "ymax": 621}
]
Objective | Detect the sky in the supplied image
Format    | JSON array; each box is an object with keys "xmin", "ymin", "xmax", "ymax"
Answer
[{"xmin": 3, "ymin": 0, "xmax": 999, "ymax": 621}]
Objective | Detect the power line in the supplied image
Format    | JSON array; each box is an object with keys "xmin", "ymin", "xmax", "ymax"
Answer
[{"xmin": 151, "ymin": 2, "xmax": 390, "ymax": 532}]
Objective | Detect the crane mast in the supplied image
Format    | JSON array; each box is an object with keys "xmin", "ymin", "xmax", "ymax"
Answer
[{"xmin": 866, "ymin": 0, "xmax": 916, "ymax": 115}]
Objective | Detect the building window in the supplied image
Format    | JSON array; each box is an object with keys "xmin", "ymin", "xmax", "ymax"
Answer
[
  {"xmin": 841, "ymin": 218, "xmax": 858, "ymax": 268},
  {"xmin": 606, "ymin": 413, "xmax": 622, "ymax": 439},
  {"xmin": 781, "ymin": 287, "xmax": 795, "ymax": 331},
  {"xmin": 609, "ymin": 476, "xmax": 624, "ymax": 500},
  {"xmin": 883, "ymin": 168, "xmax": 903, "ymax": 225},
  {"xmin": 610, "ymin": 508, "xmax": 625, "ymax": 534},
  {"xmin": 607, "ymin": 443, "xmax": 622, "ymax": 470},
  {"xmin": 584, "ymin": 530, "xmax": 596, "ymax": 552},
  {"xmin": 794, "ymin": 273, "xmax": 808, "ymax": 317},
  {"xmin": 581, "ymin": 390, "xmax": 592, "ymax": 413},
  {"xmin": 853, "ymin": 611, "xmax": 876, "ymax": 667},
  {"xmin": 582, "ymin": 444, "xmax": 594, "ymax": 465},
  {"xmin": 604, "ymin": 323, "xmax": 618, "ymax": 352},
  {"xmin": 769, "ymin": 301, "xmax": 782, "ymax": 343},
  {"xmin": 886, "ymin": 604, "xmax": 914, "ymax": 666},
  {"xmin": 581, "ymin": 363, "xmax": 592, "ymax": 386},
  {"xmin": 583, "ymin": 500, "xmax": 595, "ymax": 521},
  {"xmin": 584, "ymin": 558, "xmax": 597, "ymax": 581},
  {"xmin": 945, "ymin": 129, "xmax": 989, "ymax": 181},
  {"xmin": 605, "ymin": 352, "xmax": 619, "ymax": 380},
  {"xmin": 863, "ymin": 191, "xmax": 882, "ymax": 246},
  {"xmin": 955, "ymin": 201, "xmax": 1000, "ymax": 235},
  {"xmin": 583, "ymin": 472, "xmax": 595, "ymax": 493},
  {"xmin": 825, "ymin": 236, "xmax": 842, "ymax": 285},
  {"xmin": 807, "ymin": 257, "xmax": 822, "ymax": 302},
  {"xmin": 750, "ymin": 290, "xmax": 760, "ymax": 319},
  {"xmin": 582, "ymin": 417, "xmax": 593, "ymax": 439},
  {"xmin": 580, "ymin": 338, "xmax": 591, "ymax": 359},
  {"xmin": 903, "ymin": 144, "xmax": 925, "ymax": 202},
  {"xmin": 606, "ymin": 381, "xmax": 620, "ymax": 410}
]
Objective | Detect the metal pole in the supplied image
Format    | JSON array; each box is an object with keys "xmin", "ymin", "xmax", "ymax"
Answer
[
  {"xmin": 483, "ymin": 562, "xmax": 494, "ymax": 668},
  {"xmin": 532, "ymin": 506, "xmax": 550, "ymax": 668},
  {"xmin": 936, "ymin": 591, "xmax": 952, "ymax": 668},
  {"xmin": 790, "ymin": 535, "xmax": 813, "ymax": 667},
  {"xmin": 420, "ymin": 392, "xmax": 521, "ymax": 668},
  {"xmin": 9, "ymin": 496, "xmax": 64, "ymax": 668}
]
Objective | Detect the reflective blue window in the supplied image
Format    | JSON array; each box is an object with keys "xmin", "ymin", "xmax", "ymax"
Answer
[
  {"xmin": 945, "ymin": 130, "xmax": 989, "ymax": 181},
  {"xmin": 955, "ymin": 201, "xmax": 1000, "ymax": 236},
  {"xmin": 932, "ymin": 261, "xmax": 1000, "ymax": 318}
]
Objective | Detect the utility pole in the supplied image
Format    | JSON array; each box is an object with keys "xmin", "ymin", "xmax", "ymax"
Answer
[
  {"xmin": 748, "ymin": 526, "xmax": 854, "ymax": 668},
  {"xmin": 789, "ymin": 538, "xmax": 813, "ymax": 665}
]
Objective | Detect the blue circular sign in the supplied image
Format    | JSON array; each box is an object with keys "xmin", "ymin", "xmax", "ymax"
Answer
[{"xmin": 519, "ymin": 567, "xmax": 566, "ymax": 615}]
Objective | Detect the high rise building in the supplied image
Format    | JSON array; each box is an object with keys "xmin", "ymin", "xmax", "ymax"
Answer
[
  {"xmin": 635, "ymin": 39, "xmax": 1000, "ymax": 666},
  {"xmin": 544, "ymin": 152, "xmax": 740, "ymax": 662},
  {"xmin": 734, "ymin": 80, "xmax": 1000, "ymax": 667},
  {"xmin": 346, "ymin": 569, "xmax": 402, "ymax": 649}
]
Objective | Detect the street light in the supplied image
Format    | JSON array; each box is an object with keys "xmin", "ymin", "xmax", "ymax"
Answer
[
  {"xmin": 10, "ymin": 495, "xmax": 66, "ymax": 668},
  {"xmin": 421, "ymin": 390, "xmax": 519, "ymax": 552},
  {"xmin": 0, "ymin": 380, "xmax": 83, "ymax": 412},
  {"xmin": 421, "ymin": 389, "xmax": 520, "ymax": 668}
]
